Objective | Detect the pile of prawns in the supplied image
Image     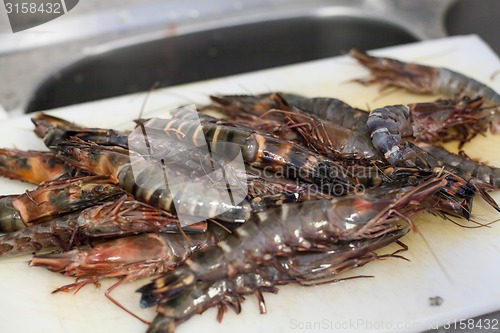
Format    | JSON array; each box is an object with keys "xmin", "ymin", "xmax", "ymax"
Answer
[{"xmin": 0, "ymin": 50, "xmax": 499, "ymax": 333}]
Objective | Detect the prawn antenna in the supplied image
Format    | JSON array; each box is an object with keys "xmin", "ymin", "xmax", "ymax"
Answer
[
  {"xmin": 490, "ymin": 69, "xmax": 500, "ymax": 81},
  {"xmin": 138, "ymin": 81, "xmax": 161, "ymax": 121},
  {"xmin": 418, "ymin": 229, "xmax": 453, "ymax": 284}
]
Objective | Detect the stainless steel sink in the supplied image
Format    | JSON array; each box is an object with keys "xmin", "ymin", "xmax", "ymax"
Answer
[
  {"xmin": 0, "ymin": 0, "xmax": 457, "ymax": 114},
  {"xmin": 26, "ymin": 12, "xmax": 418, "ymax": 112},
  {"xmin": 445, "ymin": 0, "xmax": 500, "ymax": 54},
  {"xmin": 2, "ymin": 0, "xmax": 498, "ymax": 114}
]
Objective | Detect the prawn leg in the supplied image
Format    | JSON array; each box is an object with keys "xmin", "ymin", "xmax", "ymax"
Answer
[
  {"xmin": 409, "ymin": 97, "xmax": 489, "ymax": 147},
  {"xmin": 79, "ymin": 196, "xmax": 207, "ymax": 237}
]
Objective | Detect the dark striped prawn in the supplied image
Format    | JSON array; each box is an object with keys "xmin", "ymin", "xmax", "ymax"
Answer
[
  {"xmin": 204, "ymin": 93, "xmax": 369, "ymax": 134},
  {"xmin": 417, "ymin": 143, "xmax": 500, "ymax": 189},
  {"xmin": 350, "ymin": 49, "xmax": 500, "ymax": 133},
  {"xmin": 146, "ymin": 227, "xmax": 407, "ymax": 332},
  {"xmin": 203, "ymin": 93, "xmax": 378, "ymax": 160},
  {"xmin": 203, "ymin": 93, "xmax": 491, "ymax": 169},
  {"xmin": 257, "ymin": 94, "xmax": 500, "ymax": 189},
  {"xmin": 52, "ymin": 109, "xmax": 366, "ymax": 222},
  {"xmin": 32, "ymin": 112, "xmax": 130, "ymax": 149},
  {"xmin": 137, "ymin": 172, "xmax": 476, "ymax": 333},
  {"xmin": 0, "ymin": 135, "xmax": 333, "ymax": 232},
  {"xmin": 33, "ymin": 111, "xmax": 360, "ymax": 195},
  {"xmin": 136, "ymin": 116, "xmax": 358, "ymax": 192},
  {"xmin": 201, "ymin": 93, "xmax": 500, "ymax": 190},
  {"xmin": 366, "ymin": 98, "xmax": 492, "ymax": 168},
  {"xmin": 54, "ymin": 137, "xmax": 337, "ymax": 224},
  {"xmin": 289, "ymin": 96, "xmax": 500, "ymax": 189}
]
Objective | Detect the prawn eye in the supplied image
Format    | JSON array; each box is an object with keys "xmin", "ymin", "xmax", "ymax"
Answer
[
  {"xmin": 93, "ymin": 184, "xmax": 108, "ymax": 195},
  {"xmin": 242, "ymin": 135, "xmax": 258, "ymax": 162},
  {"xmin": 43, "ymin": 128, "xmax": 65, "ymax": 148}
]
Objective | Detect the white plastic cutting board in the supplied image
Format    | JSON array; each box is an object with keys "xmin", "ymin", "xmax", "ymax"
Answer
[{"xmin": 0, "ymin": 35, "xmax": 499, "ymax": 333}]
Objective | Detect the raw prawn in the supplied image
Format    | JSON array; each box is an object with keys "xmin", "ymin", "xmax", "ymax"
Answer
[
  {"xmin": 0, "ymin": 195, "xmax": 210, "ymax": 258},
  {"xmin": 0, "ymin": 212, "xmax": 79, "ymax": 256},
  {"xmin": 145, "ymin": 227, "xmax": 407, "ymax": 333},
  {"xmin": 30, "ymin": 222, "xmax": 230, "ymax": 323},
  {"xmin": 0, "ymin": 176, "xmax": 123, "ymax": 232},
  {"xmin": 139, "ymin": 116, "xmax": 358, "ymax": 193},
  {"xmin": 55, "ymin": 140, "xmax": 322, "ymax": 224},
  {"xmin": 417, "ymin": 143, "xmax": 500, "ymax": 189},
  {"xmin": 138, "ymin": 174, "xmax": 468, "ymax": 332},
  {"xmin": 32, "ymin": 112, "xmax": 130, "ymax": 149},
  {"xmin": 350, "ymin": 49, "xmax": 500, "ymax": 133},
  {"xmin": 0, "ymin": 148, "xmax": 82, "ymax": 184},
  {"xmin": 367, "ymin": 98, "xmax": 492, "ymax": 168}
]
